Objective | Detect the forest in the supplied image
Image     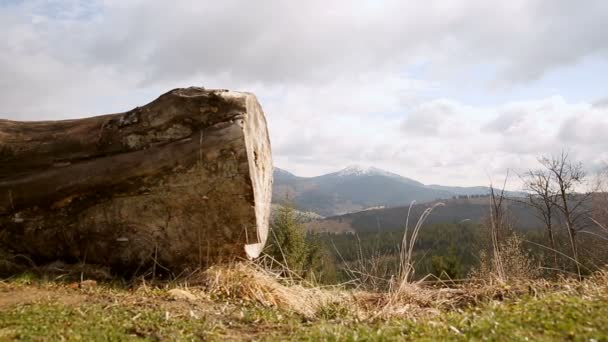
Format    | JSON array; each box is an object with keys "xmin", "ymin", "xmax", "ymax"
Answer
[{"xmin": 267, "ymin": 152, "xmax": 608, "ymax": 288}]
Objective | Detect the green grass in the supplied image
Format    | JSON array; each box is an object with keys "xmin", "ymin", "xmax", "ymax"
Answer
[
  {"xmin": 1, "ymin": 278, "xmax": 607, "ymax": 341},
  {"xmin": 0, "ymin": 302, "xmax": 218, "ymax": 341},
  {"xmin": 283, "ymin": 294, "xmax": 608, "ymax": 341}
]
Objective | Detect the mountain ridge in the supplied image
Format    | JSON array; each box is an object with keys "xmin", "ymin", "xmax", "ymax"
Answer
[{"xmin": 272, "ymin": 166, "xmax": 524, "ymax": 216}]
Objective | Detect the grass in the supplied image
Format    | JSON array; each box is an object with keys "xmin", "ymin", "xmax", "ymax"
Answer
[
  {"xmin": 1, "ymin": 291, "xmax": 607, "ymax": 341},
  {"xmin": 0, "ymin": 302, "xmax": 213, "ymax": 340},
  {"xmin": 284, "ymin": 294, "xmax": 608, "ymax": 341},
  {"xmin": 1, "ymin": 267, "xmax": 608, "ymax": 341}
]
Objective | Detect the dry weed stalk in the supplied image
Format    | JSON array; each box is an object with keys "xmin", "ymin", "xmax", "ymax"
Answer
[
  {"xmin": 397, "ymin": 202, "xmax": 445, "ymax": 289},
  {"xmin": 368, "ymin": 202, "xmax": 446, "ymax": 317}
]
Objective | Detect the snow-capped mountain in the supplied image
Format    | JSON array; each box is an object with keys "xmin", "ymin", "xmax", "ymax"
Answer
[
  {"xmin": 329, "ymin": 165, "xmax": 423, "ymax": 186},
  {"xmin": 273, "ymin": 165, "xmax": 449, "ymax": 216},
  {"xmin": 272, "ymin": 166, "xmax": 522, "ymax": 217},
  {"xmin": 335, "ymin": 165, "xmax": 396, "ymax": 177}
]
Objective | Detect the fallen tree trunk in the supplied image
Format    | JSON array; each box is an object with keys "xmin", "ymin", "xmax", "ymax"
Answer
[{"xmin": 0, "ymin": 87, "xmax": 273, "ymax": 274}]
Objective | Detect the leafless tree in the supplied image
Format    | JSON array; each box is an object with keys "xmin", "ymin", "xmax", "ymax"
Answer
[
  {"xmin": 592, "ymin": 167, "xmax": 608, "ymax": 230},
  {"xmin": 519, "ymin": 169, "xmax": 559, "ymax": 268},
  {"xmin": 539, "ymin": 151, "xmax": 593, "ymax": 278}
]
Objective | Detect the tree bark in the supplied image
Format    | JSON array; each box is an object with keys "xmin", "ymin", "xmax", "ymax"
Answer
[{"xmin": 0, "ymin": 87, "xmax": 273, "ymax": 274}]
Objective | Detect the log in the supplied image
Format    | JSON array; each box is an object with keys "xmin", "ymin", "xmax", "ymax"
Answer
[{"xmin": 0, "ymin": 87, "xmax": 273, "ymax": 273}]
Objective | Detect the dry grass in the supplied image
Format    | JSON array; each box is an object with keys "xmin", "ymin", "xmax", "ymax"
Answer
[
  {"xmin": 335, "ymin": 202, "xmax": 445, "ymax": 292},
  {"xmin": 194, "ymin": 262, "xmax": 337, "ymax": 318},
  {"xmin": 170, "ymin": 261, "xmax": 608, "ymax": 322}
]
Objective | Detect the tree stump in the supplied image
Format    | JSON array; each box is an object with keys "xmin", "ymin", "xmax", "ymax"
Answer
[{"xmin": 0, "ymin": 87, "xmax": 273, "ymax": 274}]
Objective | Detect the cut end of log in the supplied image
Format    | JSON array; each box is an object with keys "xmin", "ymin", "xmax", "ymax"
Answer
[
  {"xmin": 243, "ymin": 94, "xmax": 273, "ymax": 259},
  {"xmin": 0, "ymin": 87, "xmax": 273, "ymax": 273}
]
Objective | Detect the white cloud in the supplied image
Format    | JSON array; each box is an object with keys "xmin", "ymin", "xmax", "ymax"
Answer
[
  {"xmin": 593, "ymin": 97, "xmax": 608, "ymax": 108},
  {"xmin": 394, "ymin": 97, "xmax": 608, "ymax": 187},
  {"xmin": 0, "ymin": 0, "xmax": 607, "ymax": 187},
  {"xmin": 401, "ymin": 100, "xmax": 454, "ymax": 136},
  {"xmin": 558, "ymin": 110, "xmax": 608, "ymax": 146},
  {"xmin": 483, "ymin": 110, "xmax": 526, "ymax": 133}
]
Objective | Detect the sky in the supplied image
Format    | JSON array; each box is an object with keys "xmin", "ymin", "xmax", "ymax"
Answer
[{"xmin": 1, "ymin": 0, "xmax": 607, "ymax": 188}]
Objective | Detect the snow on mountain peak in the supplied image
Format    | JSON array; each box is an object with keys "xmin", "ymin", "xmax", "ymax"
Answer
[{"xmin": 336, "ymin": 165, "xmax": 398, "ymax": 177}]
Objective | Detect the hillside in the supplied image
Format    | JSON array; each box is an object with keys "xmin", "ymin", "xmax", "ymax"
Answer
[
  {"xmin": 305, "ymin": 196, "xmax": 543, "ymax": 234},
  {"xmin": 273, "ymin": 166, "xmax": 524, "ymax": 217}
]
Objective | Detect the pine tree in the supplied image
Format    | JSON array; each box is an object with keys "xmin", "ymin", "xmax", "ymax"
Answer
[
  {"xmin": 265, "ymin": 204, "xmax": 337, "ymax": 283},
  {"xmin": 266, "ymin": 205, "xmax": 308, "ymax": 273}
]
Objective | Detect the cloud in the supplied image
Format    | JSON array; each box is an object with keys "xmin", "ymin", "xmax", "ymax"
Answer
[
  {"xmin": 401, "ymin": 100, "xmax": 455, "ymax": 136},
  {"xmin": 593, "ymin": 97, "xmax": 608, "ymax": 108},
  {"xmin": 396, "ymin": 97, "xmax": 606, "ymax": 187},
  {"xmin": 483, "ymin": 110, "xmax": 526, "ymax": 133},
  {"xmin": 558, "ymin": 109, "xmax": 608, "ymax": 146},
  {"xmin": 1, "ymin": 0, "xmax": 607, "ymax": 187},
  {"xmin": 2, "ymin": 1, "xmax": 607, "ymax": 99}
]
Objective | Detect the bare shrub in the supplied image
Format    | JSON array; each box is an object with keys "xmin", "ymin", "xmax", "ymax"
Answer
[
  {"xmin": 470, "ymin": 234, "xmax": 539, "ymax": 282},
  {"xmin": 471, "ymin": 179, "xmax": 540, "ymax": 283}
]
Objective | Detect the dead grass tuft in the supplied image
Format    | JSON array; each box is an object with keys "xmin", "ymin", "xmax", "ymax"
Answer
[{"xmin": 196, "ymin": 262, "xmax": 336, "ymax": 318}]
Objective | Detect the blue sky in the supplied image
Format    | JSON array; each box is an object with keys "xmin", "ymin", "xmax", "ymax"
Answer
[
  {"xmin": 1, "ymin": 0, "xmax": 607, "ymax": 188},
  {"xmin": 418, "ymin": 58, "xmax": 607, "ymax": 107}
]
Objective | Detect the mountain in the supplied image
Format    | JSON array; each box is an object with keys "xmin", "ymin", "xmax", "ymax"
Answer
[
  {"xmin": 305, "ymin": 197, "xmax": 543, "ymax": 234},
  {"xmin": 273, "ymin": 167, "xmax": 299, "ymax": 181},
  {"xmin": 272, "ymin": 166, "xmax": 524, "ymax": 217},
  {"xmin": 427, "ymin": 185, "xmax": 502, "ymax": 196}
]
